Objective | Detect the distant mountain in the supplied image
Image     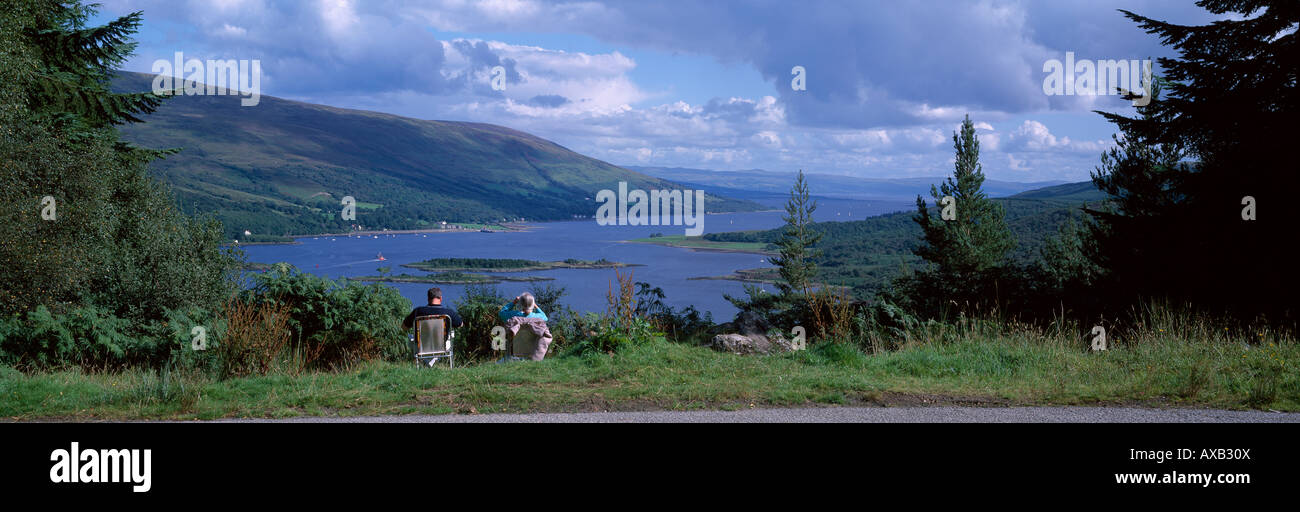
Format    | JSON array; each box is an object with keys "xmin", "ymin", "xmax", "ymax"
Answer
[
  {"xmin": 110, "ymin": 72, "xmax": 762, "ymax": 239},
  {"xmin": 627, "ymin": 166, "xmax": 1068, "ymax": 201}
]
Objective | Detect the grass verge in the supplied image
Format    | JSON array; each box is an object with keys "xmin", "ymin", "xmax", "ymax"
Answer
[{"xmin": 2, "ymin": 332, "xmax": 1295, "ymax": 420}]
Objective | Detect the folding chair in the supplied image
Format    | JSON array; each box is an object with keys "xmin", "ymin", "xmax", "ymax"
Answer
[
  {"xmin": 412, "ymin": 314, "xmax": 454, "ymax": 368},
  {"xmin": 506, "ymin": 327, "xmax": 542, "ymax": 362}
]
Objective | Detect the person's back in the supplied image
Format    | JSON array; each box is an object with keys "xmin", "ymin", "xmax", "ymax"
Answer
[
  {"xmin": 498, "ymin": 292, "xmax": 551, "ymax": 361},
  {"xmin": 499, "ymin": 292, "xmax": 547, "ymax": 323},
  {"xmin": 403, "ymin": 287, "xmax": 464, "ymax": 330}
]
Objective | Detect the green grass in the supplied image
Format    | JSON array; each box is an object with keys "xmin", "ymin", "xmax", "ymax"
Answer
[{"xmin": 4, "ymin": 332, "xmax": 1295, "ymax": 420}]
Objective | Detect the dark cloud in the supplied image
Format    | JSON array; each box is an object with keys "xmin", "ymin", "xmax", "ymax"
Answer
[
  {"xmin": 412, "ymin": 0, "xmax": 1219, "ymax": 127},
  {"xmin": 104, "ymin": 0, "xmax": 451, "ymax": 95},
  {"xmin": 450, "ymin": 39, "xmax": 524, "ymax": 85}
]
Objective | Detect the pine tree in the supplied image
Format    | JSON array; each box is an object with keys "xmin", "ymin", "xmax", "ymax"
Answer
[
  {"xmin": 769, "ymin": 170, "xmax": 823, "ymax": 296},
  {"xmin": 913, "ymin": 115, "xmax": 1015, "ymax": 279},
  {"xmin": 0, "ymin": 0, "xmax": 235, "ymax": 318},
  {"xmin": 1089, "ymin": 0, "xmax": 1297, "ymax": 319},
  {"xmin": 1040, "ymin": 212, "xmax": 1101, "ymax": 291},
  {"xmin": 24, "ymin": 2, "xmax": 164, "ymax": 130}
]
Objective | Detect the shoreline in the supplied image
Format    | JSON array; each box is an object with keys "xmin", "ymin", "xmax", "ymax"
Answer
[
  {"xmin": 224, "ymin": 211, "xmax": 781, "ymax": 246},
  {"xmin": 242, "ymin": 210, "xmax": 785, "ymax": 242},
  {"xmin": 295, "ymin": 224, "xmax": 533, "ymax": 239},
  {"xmin": 620, "ymin": 239, "xmax": 775, "ymax": 256},
  {"xmin": 226, "ymin": 240, "xmax": 302, "ymax": 247},
  {"xmin": 351, "ymin": 274, "xmax": 555, "ymax": 285},
  {"xmin": 400, "ymin": 261, "xmax": 644, "ymax": 273}
]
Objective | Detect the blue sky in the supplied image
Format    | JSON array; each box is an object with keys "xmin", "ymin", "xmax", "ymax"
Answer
[{"xmin": 95, "ymin": 0, "xmax": 1224, "ymax": 182}]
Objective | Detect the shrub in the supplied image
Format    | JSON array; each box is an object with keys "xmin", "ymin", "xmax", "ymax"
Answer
[
  {"xmin": 216, "ymin": 300, "xmax": 292, "ymax": 378},
  {"xmin": 635, "ymin": 282, "xmax": 713, "ymax": 344},
  {"xmin": 564, "ymin": 315, "xmax": 662, "ymax": 357},
  {"xmin": 452, "ymin": 283, "xmax": 508, "ymax": 363},
  {"xmin": 0, "ymin": 304, "xmax": 217, "ymax": 371},
  {"xmin": 241, "ymin": 264, "xmax": 407, "ymax": 370}
]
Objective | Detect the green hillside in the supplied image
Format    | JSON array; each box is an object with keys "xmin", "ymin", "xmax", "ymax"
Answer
[
  {"xmin": 704, "ymin": 181, "xmax": 1106, "ymax": 295},
  {"xmin": 110, "ymin": 72, "xmax": 761, "ymax": 239},
  {"xmin": 1009, "ymin": 181, "xmax": 1107, "ymax": 201}
]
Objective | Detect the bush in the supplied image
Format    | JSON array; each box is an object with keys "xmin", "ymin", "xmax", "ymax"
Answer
[
  {"xmin": 0, "ymin": 304, "xmax": 217, "ymax": 371},
  {"xmin": 564, "ymin": 315, "xmax": 662, "ymax": 357},
  {"xmin": 216, "ymin": 300, "xmax": 292, "ymax": 378},
  {"xmin": 635, "ymin": 282, "xmax": 714, "ymax": 344},
  {"xmin": 452, "ymin": 283, "xmax": 508, "ymax": 363},
  {"xmin": 241, "ymin": 264, "xmax": 408, "ymax": 370}
]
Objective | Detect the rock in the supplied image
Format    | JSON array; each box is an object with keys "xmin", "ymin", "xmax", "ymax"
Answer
[
  {"xmin": 768, "ymin": 333, "xmax": 794, "ymax": 352},
  {"xmin": 734, "ymin": 311, "xmax": 771, "ymax": 336},
  {"xmin": 710, "ymin": 333, "xmax": 791, "ymax": 355}
]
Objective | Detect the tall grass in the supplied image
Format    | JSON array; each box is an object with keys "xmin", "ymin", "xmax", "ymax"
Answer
[{"xmin": 216, "ymin": 300, "xmax": 295, "ymax": 379}]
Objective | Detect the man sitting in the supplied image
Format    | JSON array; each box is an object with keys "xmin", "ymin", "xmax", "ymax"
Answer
[{"xmin": 403, "ymin": 287, "xmax": 464, "ymax": 331}]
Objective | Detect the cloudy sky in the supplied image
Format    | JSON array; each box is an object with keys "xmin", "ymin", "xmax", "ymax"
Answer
[{"xmin": 97, "ymin": 0, "xmax": 1223, "ymax": 182}]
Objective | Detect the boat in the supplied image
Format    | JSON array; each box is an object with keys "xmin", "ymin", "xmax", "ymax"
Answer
[{"xmin": 376, "ymin": 253, "xmax": 386, "ymax": 261}]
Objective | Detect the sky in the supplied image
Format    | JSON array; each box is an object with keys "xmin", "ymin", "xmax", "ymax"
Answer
[{"xmin": 95, "ymin": 0, "xmax": 1225, "ymax": 182}]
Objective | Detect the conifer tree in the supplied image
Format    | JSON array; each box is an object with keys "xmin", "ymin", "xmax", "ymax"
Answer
[
  {"xmin": 1088, "ymin": 0, "xmax": 1297, "ymax": 319},
  {"xmin": 913, "ymin": 115, "xmax": 1015, "ymax": 279},
  {"xmin": 770, "ymin": 170, "xmax": 823, "ymax": 296},
  {"xmin": 0, "ymin": 1, "xmax": 235, "ymax": 318}
]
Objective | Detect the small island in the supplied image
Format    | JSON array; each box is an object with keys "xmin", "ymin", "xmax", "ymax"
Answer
[
  {"xmin": 401, "ymin": 257, "xmax": 638, "ymax": 273},
  {"xmin": 352, "ymin": 271, "xmax": 555, "ymax": 285},
  {"xmin": 625, "ymin": 234, "xmax": 773, "ymax": 254},
  {"xmin": 687, "ymin": 267, "xmax": 778, "ymax": 284}
]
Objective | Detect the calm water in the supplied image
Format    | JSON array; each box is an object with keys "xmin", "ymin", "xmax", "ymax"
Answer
[{"xmin": 241, "ymin": 198, "xmax": 910, "ymax": 319}]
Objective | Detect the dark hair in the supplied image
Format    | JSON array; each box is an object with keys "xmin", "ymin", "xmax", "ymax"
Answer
[{"xmin": 427, "ymin": 287, "xmax": 442, "ymax": 302}]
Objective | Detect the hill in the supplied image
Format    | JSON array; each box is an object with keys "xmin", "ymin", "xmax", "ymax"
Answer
[
  {"xmin": 110, "ymin": 72, "xmax": 762, "ymax": 239},
  {"xmin": 1009, "ymin": 180, "xmax": 1107, "ymax": 201},
  {"xmin": 700, "ymin": 181, "xmax": 1106, "ymax": 295},
  {"xmin": 627, "ymin": 166, "xmax": 1066, "ymax": 200}
]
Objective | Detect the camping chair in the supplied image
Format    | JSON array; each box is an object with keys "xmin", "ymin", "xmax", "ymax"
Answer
[
  {"xmin": 505, "ymin": 326, "xmax": 543, "ymax": 362},
  {"xmin": 412, "ymin": 315, "xmax": 454, "ymax": 368}
]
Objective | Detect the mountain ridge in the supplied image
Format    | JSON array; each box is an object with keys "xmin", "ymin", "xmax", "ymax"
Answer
[
  {"xmin": 627, "ymin": 165, "xmax": 1072, "ymax": 201},
  {"xmin": 110, "ymin": 71, "xmax": 763, "ymax": 239}
]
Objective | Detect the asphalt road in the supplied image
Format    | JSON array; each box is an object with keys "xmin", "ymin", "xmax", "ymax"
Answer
[{"xmin": 216, "ymin": 406, "xmax": 1300, "ymax": 423}]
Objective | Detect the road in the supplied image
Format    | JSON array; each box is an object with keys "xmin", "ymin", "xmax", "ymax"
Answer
[{"xmin": 216, "ymin": 406, "xmax": 1300, "ymax": 423}]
